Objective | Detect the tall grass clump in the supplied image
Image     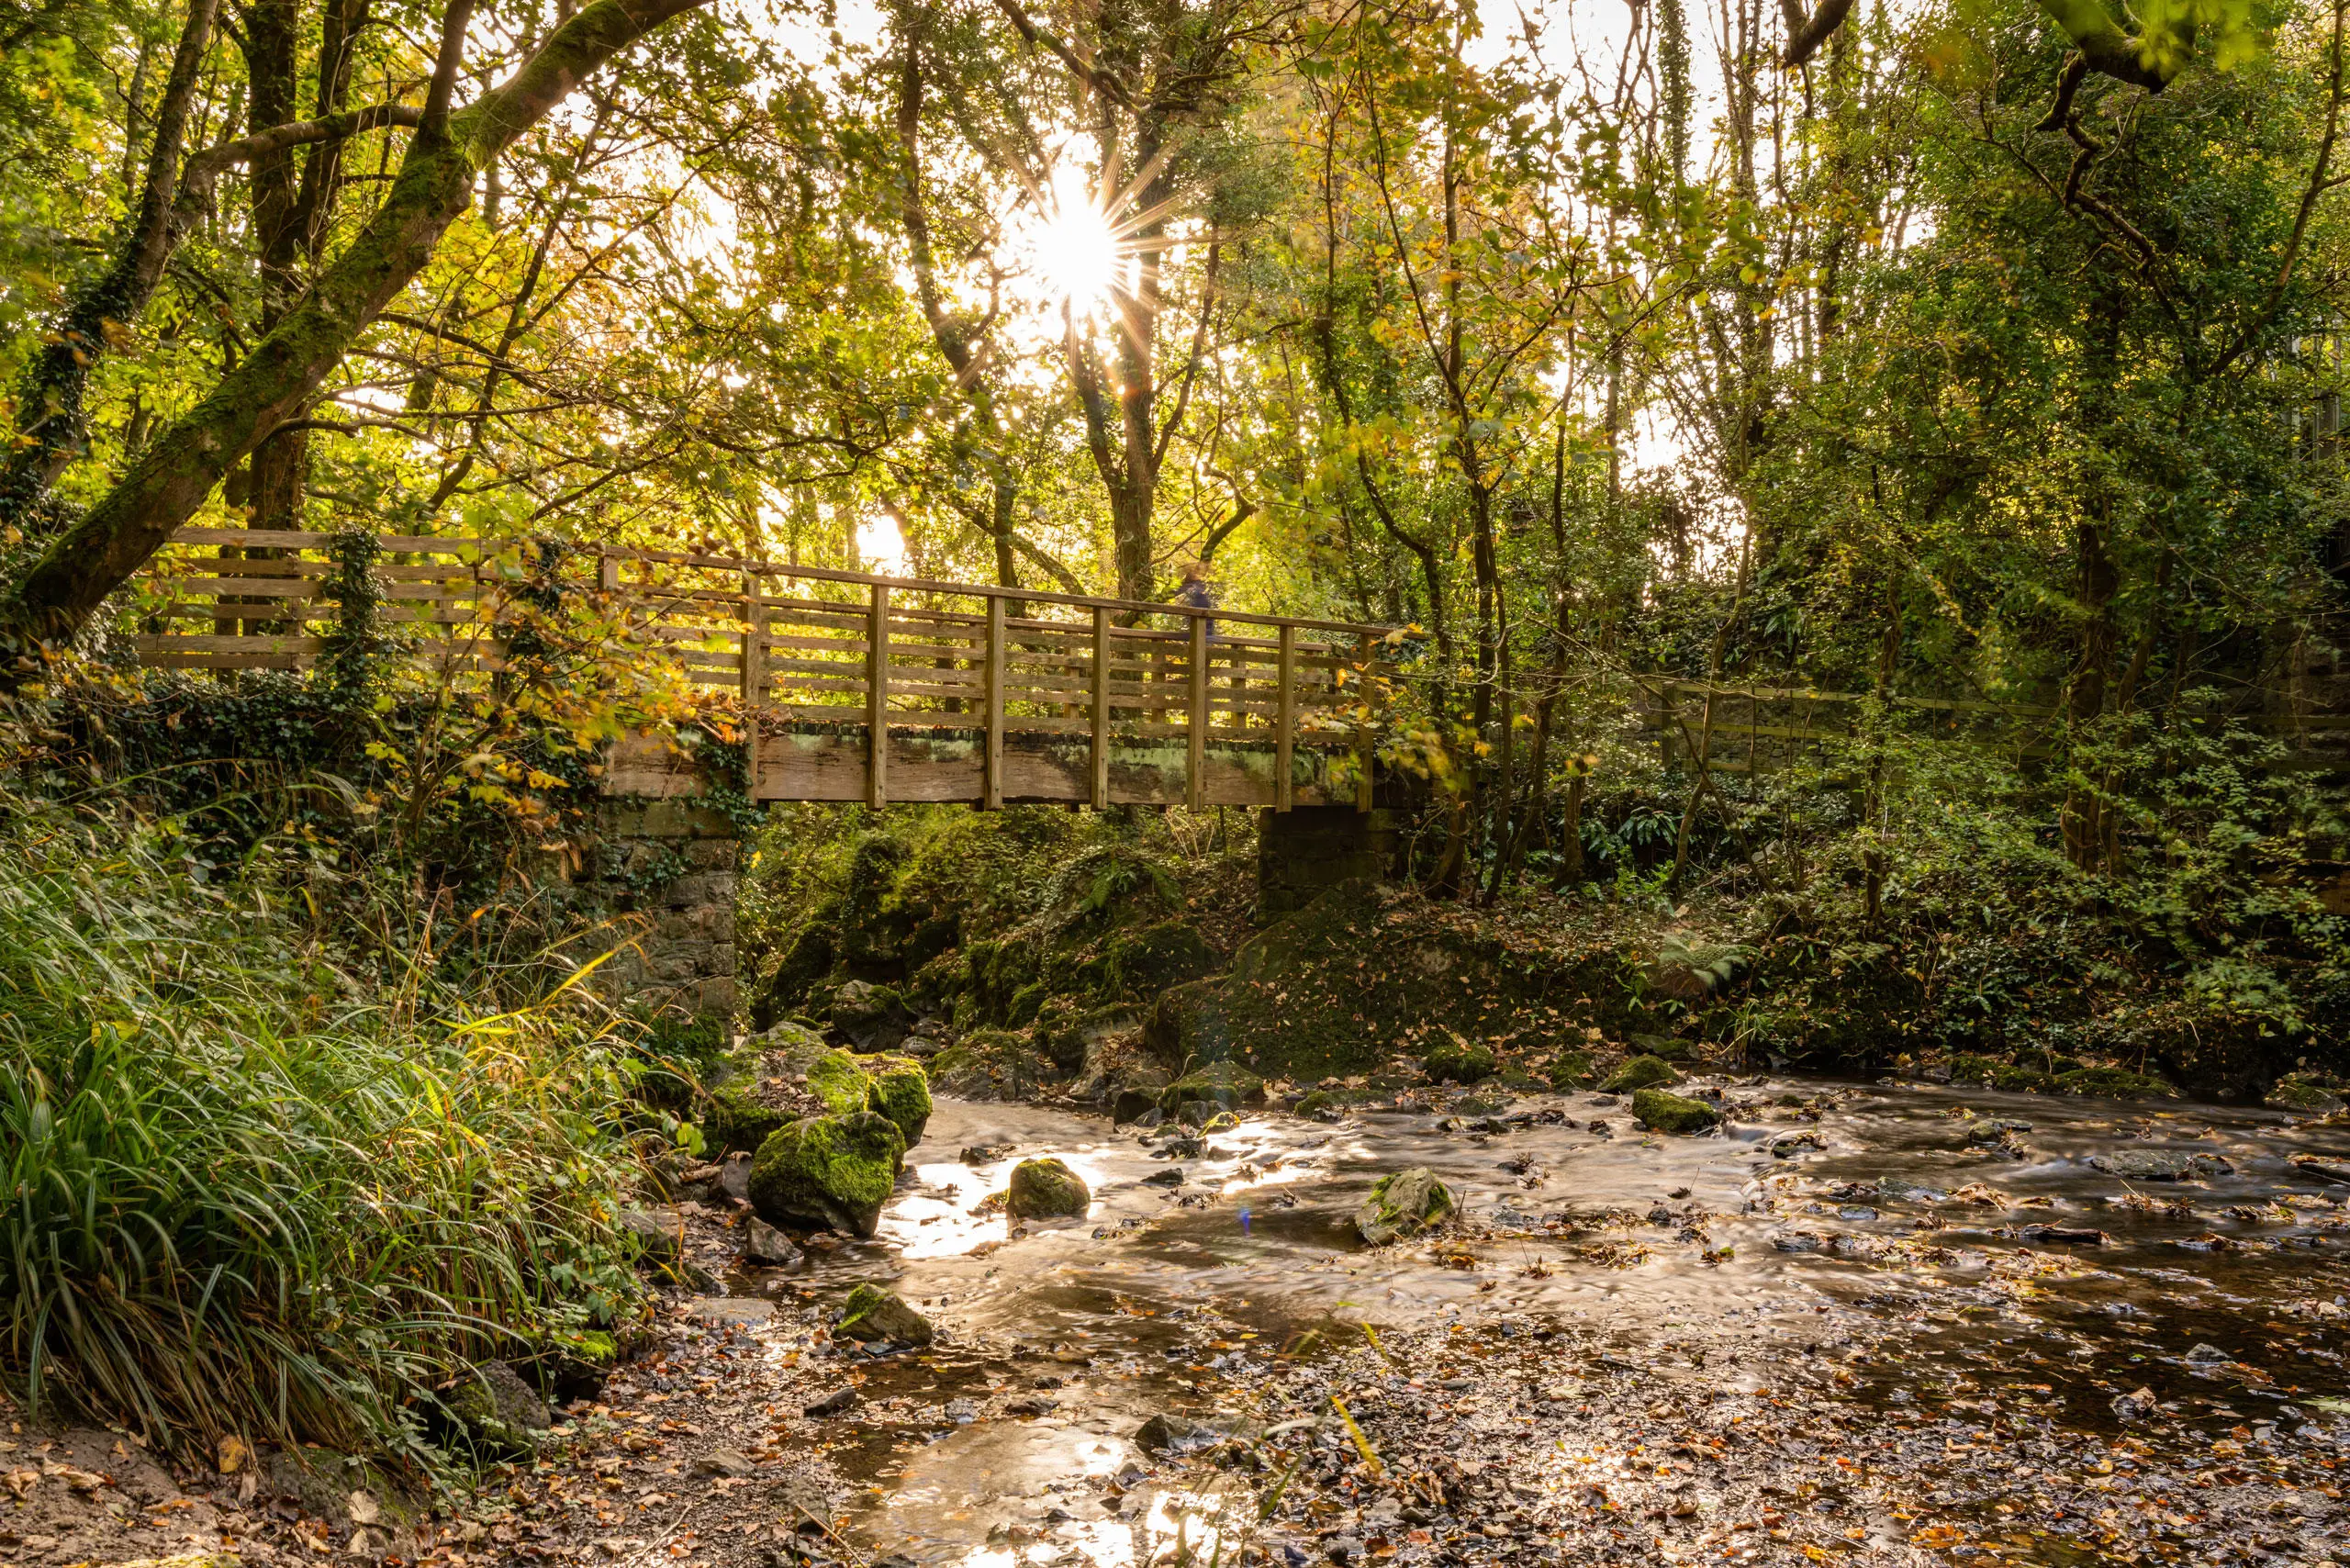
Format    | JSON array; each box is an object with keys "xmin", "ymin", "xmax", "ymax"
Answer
[{"xmin": 0, "ymin": 791, "xmax": 644, "ymax": 1459}]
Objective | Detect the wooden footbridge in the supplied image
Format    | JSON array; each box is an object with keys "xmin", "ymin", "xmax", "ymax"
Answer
[{"xmin": 129, "ymin": 528, "xmax": 1395, "ymax": 812}]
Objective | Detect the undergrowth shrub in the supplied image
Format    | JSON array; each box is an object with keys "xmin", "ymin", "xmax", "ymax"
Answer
[{"xmin": 0, "ymin": 793, "xmax": 644, "ymax": 1461}]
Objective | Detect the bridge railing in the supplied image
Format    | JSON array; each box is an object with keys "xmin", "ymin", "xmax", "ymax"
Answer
[{"xmin": 127, "ymin": 528, "xmax": 1397, "ymax": 811}]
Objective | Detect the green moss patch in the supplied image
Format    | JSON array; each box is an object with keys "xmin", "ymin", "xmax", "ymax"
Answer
[
  {"xmin": 1005, "ymin": 1157, "xmax": 1091, "ymax": 1219},
  {"xmin": 1605, "ymin": 1054, "xmax": 1681, "ymax": 1092},
  {"xmin": 1632, "ymin": 1088, "xmax": 1720, "ymax": 1134},
  {"xmin": 1424, "ymin": 1036, "xmax": 1498, "ymax": 1085},
  {"xmin": 747, "ymin": 1112, "xmax": 906, "ymax": 1238}
]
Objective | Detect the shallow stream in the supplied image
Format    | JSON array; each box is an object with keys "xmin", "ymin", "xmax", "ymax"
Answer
[{"xmin": 736, "ymin": 1078, "xmax": 2350, "ymax": 1562}]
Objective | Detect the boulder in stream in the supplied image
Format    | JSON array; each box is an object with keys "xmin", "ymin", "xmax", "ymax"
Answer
[
  {"xmin": 864, "ymin": 1053, "xmax": 934, "ymax": 1147},
  {"xmin": 1632, "ymin": 1087, "xmax": 1720, "ymax": 1134},
  {"xmin": 1134, "ymin": 1413, "xmax": 1258, "ymax": 1454},
  {"xmin": 2090, "ymin": 1148, "xmax": 2232, "ymax": 1182},
  {"xmin": 834, "ymin": 1283, "xmax": 934, "ymax": 1346},
  {"xmin": 1355, "ymin": 1166, "xmax": 1456, "ymax": 1245},
  {"xmin": 1423, "ymin": 1034, "xmax": 1498, "ymax": 1085},
  {"xmin": 748, "ymin": 1111, "xmax": 907, "ymax": 1237},
  {"xmin": 1160, "ymin": 1061, "xmax": 1266, "ymax": 1114},
  {"xmin": 743, "ymin": 1218, "xmax": 803, "ymax": 1267},
  {"xmin": 1005, "ymin": 1157, "xmax": 1091, "ymax": 1219},
  {"xmin": 1605, "ymin": 1054, "xmax": 1682, "ymax": 1092}
]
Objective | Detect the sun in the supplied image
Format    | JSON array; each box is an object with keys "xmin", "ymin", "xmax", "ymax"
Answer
[{"xmin": 1033, "ymin": 166, "xmax": 1120, "ymax": 308}]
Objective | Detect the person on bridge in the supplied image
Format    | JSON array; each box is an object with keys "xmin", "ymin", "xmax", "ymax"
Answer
[{"xmin": 1173, "ymin": 559, "xmax": 1218, "ymax": 640}]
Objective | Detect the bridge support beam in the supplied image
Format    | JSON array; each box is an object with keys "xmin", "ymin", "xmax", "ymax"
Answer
[{"xmin": 1256, "ymin": 803, "xmax": 1396, "ymax": 923}]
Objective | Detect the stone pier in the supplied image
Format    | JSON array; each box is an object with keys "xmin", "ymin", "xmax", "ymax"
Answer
[
  {"xmin": 590, "ymin": 801, "xmax": 742, "ymax": 1016},
  {"xmin": 1255, "ymin": 805, "xmax": 1396, "ymax": 922}
]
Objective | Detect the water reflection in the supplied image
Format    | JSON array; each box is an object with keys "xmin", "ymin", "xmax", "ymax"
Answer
[{"xmin": 781, "ymin": 1081, "xmax": 2347, "ymax": 1562}]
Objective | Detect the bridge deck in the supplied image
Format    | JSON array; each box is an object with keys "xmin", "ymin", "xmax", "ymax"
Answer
[{"xmin": 129, "ymin": 528, "xmax": 1393, "ymax": 810}]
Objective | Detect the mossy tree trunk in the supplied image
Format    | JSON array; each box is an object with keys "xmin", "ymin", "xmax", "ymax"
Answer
[{"xmin": 0, "ymin": 0, "xmax": 713, "ymax": 658}]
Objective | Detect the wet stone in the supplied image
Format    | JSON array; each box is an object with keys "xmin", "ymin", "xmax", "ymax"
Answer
[{"xmin": 2091, "ymin": 1149, "xmax": 2234, "ymax": 1181}]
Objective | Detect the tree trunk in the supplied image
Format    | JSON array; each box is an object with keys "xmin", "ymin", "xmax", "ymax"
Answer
[
  {"xmin": 0, "ymin": 0, "xmax": 221, "ymax": 535},
  {"xmin": 0, "ymin": 0, "xmax": 714, "ymax": 656},
  {"xmin": 2060, "ymin": 517, "xmax": 2119, "ymax": 869}
]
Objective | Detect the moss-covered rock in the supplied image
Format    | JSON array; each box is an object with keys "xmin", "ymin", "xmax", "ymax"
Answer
[
  {"xmin": 802, "ymin": 1047, "xmax": 873, "ymax": 1118},
  {"xmin": 928, "ymin": 1028, "xmax": 1057, "ymax": 1100},
  {"xmin": 443, "ymin": 1360, "xmax": 551, "ymax": 1458},
  {"xmin": 831, "ymin": 979, "xmax": 913, "ymax": 1052},
  {"xmin": 1424, "ymin": 1036, "xmax": 1498, "ymax": 1085},
  {"xmin": 864, "ymin": 1054, "xmax": 933, "ymax": 1147},
  {"xmin": 2268, "ymin": 1073, "xmax": 2348, "ymax": 1112},
  {"xmin": 2055, "ymin": 1067, "xmax": 2178, "ymax": 1101},
  {"xmin": 747, "ymin": 1112, "xmax": 906, "ymax": 1238},
  {"xmin": 1293, "ymin": 1090, "xmax": 1342, "ymax": 1120},
  {"xmin": 1035, "ymin": 1000, "xmax": 1141, "ymax": 1077},
  {"xmin": 1627, "ymin": 1032, "xmax": 1693, "ymax": 1062},
  {"xmin": 1605, "ymin": 1054, "xmax": 1681, "ymax": 1092},
  {"xmin": 1949, "ymin": 1054, "xmax": 2000, "ymax": 1086},
  {"xmin": 708, "ymin": 1083, "xmax": 794, "ymax": 1158},
  {"xmin": 1354, "ymin": 1167, "xmax": 1454, "ymax": 1245},
  {"xmin": 1993, "ymin": 1064, "xmax": 2058, "ymax": 1093},
  {"xmin": 1632, "ymin": 1087, "xmax": 1720, "ymax": 1134},
  {"xmin": 835, "ymin": 1283, "xmax": 934, "ymax": 1346},
  {"xmin": 1546, "ymin": 1050, "xmax": 1595, "ymax": 1089},
  {"xmin": 1005, "ymin": 1157, "xmax": 1091, "ymax": 1219},
  {"xmin": 1161, "ymin": 1061, "xmax": 1266, "ymax": 1114}
]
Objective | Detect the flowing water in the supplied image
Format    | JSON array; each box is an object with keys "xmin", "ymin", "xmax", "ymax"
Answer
[{"xmin": 731, "ymin": 1078, "xmax": 2350, "ymax": 1562}]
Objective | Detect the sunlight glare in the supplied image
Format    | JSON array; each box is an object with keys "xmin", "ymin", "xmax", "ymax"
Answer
[
  {"xmin": 1035, "ymin": 166, "xmax": 1119, "ymax": 308},
  {"xmin": 856, "ymin": 511, "xmax": 910, "ymax": 576}
]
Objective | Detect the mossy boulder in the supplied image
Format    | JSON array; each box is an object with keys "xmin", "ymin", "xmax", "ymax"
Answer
[
  {"xmin": 1424, "ymin": 1036, "xmax": 1498, "ymax": 1085},
  {"xmin": 2056, "ymin": 1067, "xmax": 2178, "ymax": 1101},
  {"xmin": 709, "ymin": 1083, "xmax": 794, "ymax": 1157},
  {"xmin": 1161, "ymin": 1061, "xmax": 1266, "ymax": 1114},
  {"xmin": 1036, "ymin": 1001, "xmax": 1140, "ymax": 1076},
  {"xmin": 802, "ymin": 1047, "xmax": 873, "ymax": 1118},
  {"xmin": 1293, "ymin": 1090, "xmax": 1342, "ymax": 1120},
  {"xmin": 1632, "ymin": 1087, "xmax": 1720, "ymax": 1134},
  {"xmin": 1627, "ymin": 1032, "xmax": 1694, "ymax": 1062},
  {"xmin": 835, "ymin": 1283, "xmax": 934, "ymax": 1346},
  {"xmin": 748, "ymin": 1112, "xmax": 906, "ymax": 1238},
  {"xmin": 1005, "ymin": 1157, "xmax": 1091, "ymax": 1220},
  {"xmin": 1993, "ymin": 1065, "xmax": 2058, "ymax": 1093},
  {"xmin": 1354, "ymin": 1167, "xmax": 1455, "ymax": 1245},
  {"xmin": 928, "ymin": 1028, "xmax": 1057, "ymax": 1100},
  {"xmin": 1605, "ymin": 1054, "xmax": 1682, "ymax": 1092},
  {"xmin": 864, "ymin": 1054, "xmax": 934, "ymax": 1147},
  {"xmin": 831, "ymin": 980, "xmax": 913, "ymax": 1052},
  {"xmin": 1547, "ymin": 1050, "xmax": 1595, "ymax": 1089},
  {"xmin": 2269, "ymin": 1073, "xmax": 2348, "ymax": 1112},
  {"xmin": 443, "ymin": 1360, "xmax": 551, "ymax": 1458}
]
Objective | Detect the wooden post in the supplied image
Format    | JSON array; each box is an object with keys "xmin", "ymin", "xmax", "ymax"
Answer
[
  {"xmin": 1353, "ymin": 632, "xmax": 1376, "ymax": 812},
  {"xmin": 983, "ymin": 595, "xmax": 1006, "ymax": 811},
  {"xmin": 1276, "ymin": 622, "xmax": 1296, "ymax": 813},
  {"xmin": 742, "ymin": 569, "xmax": 766, "ymax": 799},
  {"xmin": 1187, "ymin": 614, "xmax": 1208, "ymax": 811},
  {"xmin": 867, "ymin": 582, "xmax": 890, "ymax": 807},
  {"xmin": 1090, "ymin": 606, "xmax": 1111, "ymax": 810}
]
